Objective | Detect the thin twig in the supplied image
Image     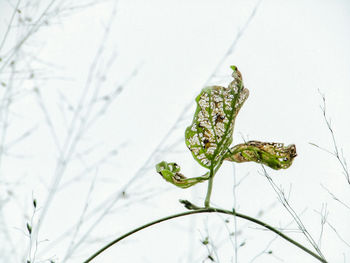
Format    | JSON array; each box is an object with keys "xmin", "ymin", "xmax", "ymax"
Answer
[
  {"xmin": 232, "ymin": 163, "xmax": 238, "ymax": 263},
  {"xmin": 318, "ymin": 90, "xmax": 350, "ymax": 184},
  {"xmin": 320, "ymin": 184, "xmax": 350, "ymax": 211},
  {"xmin": 261, "ymin": 166, "xmax": 327, "ymax": 261}
]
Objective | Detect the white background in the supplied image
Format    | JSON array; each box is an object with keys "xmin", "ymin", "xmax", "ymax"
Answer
[{"xmin": 0, "ymin": 0, "xmax": 349, "ymax": 262}]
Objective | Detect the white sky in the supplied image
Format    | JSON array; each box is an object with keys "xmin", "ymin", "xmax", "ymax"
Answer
[{"xmin": 0, "ymin": 0, "xmax": 350, "ymax": 262}]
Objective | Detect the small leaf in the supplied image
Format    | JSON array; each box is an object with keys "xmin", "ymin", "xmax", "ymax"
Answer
[
  {"xmin": 208, "ymin": 255, "xmax": 215, "ymax": 261},
  {"xmin": 26, "ymin": 223, "xmax": 32, "ymax": 234},
  {"xmin": 202, "ymin": 236, "xmax": 209, "ymax": 245},
  {"xmin": 185, "ymin": 66, "xmax": 249, "ymax": 169},
  {"xmin": 33, "ymin": 199, "xmax": 37, "ymax": 208},
  {"xmin": 230, "ymin": 65, "xmax": 237, "ymax": 71},
  {"xmin": 224, "ymin": 141, "xmax": 297, "ymax": 170},
  {"xmin": 156, "ymin": 161, "xmax": 209, "ymax": 188}
]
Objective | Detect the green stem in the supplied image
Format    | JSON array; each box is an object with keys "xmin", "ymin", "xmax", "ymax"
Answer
[
  {"xmin": 204, "ymin": 167, "xmax": 214, "ymax": 207},
  {"xmin": 204, "ymin": 160, "xmax": 223, "ymax": 207},
  {"xmin": 83, "ymin": 206, "xmax": 327, "ymax": 263}
]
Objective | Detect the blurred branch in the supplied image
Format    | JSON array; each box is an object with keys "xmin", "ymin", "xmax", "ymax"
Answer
[
  {"xmin": 34, "ymin": 0, "xmax": 120, "ymax": 238},
  {"xmin": 0, "ymin": 0, "xmax": 22, "ymax": 52}
]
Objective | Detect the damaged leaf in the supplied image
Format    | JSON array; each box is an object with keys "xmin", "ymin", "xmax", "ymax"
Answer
[
  {"xmin": 224, "ymin": 141, "xmax": 297, "ymax": 170},
  {"xmin": 185, "ymin": 66, "xmax": 249, "ymax": 169}
]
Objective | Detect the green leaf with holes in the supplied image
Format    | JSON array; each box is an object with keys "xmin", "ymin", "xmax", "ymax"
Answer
[
  {"xmin": 185, "ymin": 67, "xmax": 249, "ymax": 169},
  {"xmin": 224, "ymin": 141, "xmax": 297, "ymax": 170}
]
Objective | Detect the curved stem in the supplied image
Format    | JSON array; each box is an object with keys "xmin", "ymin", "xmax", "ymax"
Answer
[{"xmin": 83, "ymin": 206, "xmax": 327, "ymax": 263}]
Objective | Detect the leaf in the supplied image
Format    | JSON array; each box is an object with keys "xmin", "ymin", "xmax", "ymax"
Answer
[
  {"xmin": 202, "ymin": 236, "xmax": 209, "ymax": 245},
  {"xmin": 185, "ymin": 66, "xmax": 249, "ymax": 169},
  {"xmin": 156, "ymin": 161, "xmax": 209, "ymax": 188},
  {"xmin": 26, "ymin": 222, "xmax": 32, "ymax": 235},
  {"xmin": 224, "ymin": 141, "xmax": 297, "ymax": 170}
]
